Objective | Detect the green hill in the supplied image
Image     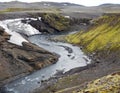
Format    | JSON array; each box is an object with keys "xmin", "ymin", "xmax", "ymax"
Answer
[
  {"xmin": 32, "ymin": 13, "xmax": 120, "ymax": 93},
  {"xmin": 74, "ymin": 72, "xmax": 120, "ymax": 93},
  {"xmin": 66, "ymin": 14, "xmax": 120, "ymax": 53}
]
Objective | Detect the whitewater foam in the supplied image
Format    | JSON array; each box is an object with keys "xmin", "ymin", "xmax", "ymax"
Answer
[{"xmin": 0, "ymin": 18, "xmax": 40, "ymax": 46}]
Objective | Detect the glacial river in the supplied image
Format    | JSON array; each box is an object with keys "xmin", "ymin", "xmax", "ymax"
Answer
[{"xmin": 0, "ymin": 18, "xmax": 90, "ymax": 93}]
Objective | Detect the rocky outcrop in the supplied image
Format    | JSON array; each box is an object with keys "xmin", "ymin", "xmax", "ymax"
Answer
[
  {"xmin": 0, "ymin": 26, "xmax": 58, "ymax": 86},
  {"xmin": 74, "ymin": 72, "xmax": 120, "ymax": 93},
  {"xmin": 25, "ymin": 19, "xmax": 56, "ymax": 34},
  {"xmin": 41, "ymin": 13, "xmax": 70, "ymax": 31},
  {"xmin": 21, "ymin": 13, "xmax": 71, "ymax": 34},
  {"xmin": 0, "ymin": 12, "xmax": 91, "ymax": 34}
]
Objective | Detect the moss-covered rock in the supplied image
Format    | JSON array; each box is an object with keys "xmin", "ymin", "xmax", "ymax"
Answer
[
  {"xmin": 74, "ymin": 72, "xmax": 120, "ymax": 93},
  {"xmin": 21, "ymin": 13, "xmax": 71, "ymax": 34},
  {"xmin": 66, "ymin": 14, "xmax": 120, "ymax": 53},
  {"xmin": 41, "ymin": 13, "xmax": 70, "ymax": 31}
]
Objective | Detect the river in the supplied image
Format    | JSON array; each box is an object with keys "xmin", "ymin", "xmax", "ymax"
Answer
[{"xmin": 0, "ymin": 18, "xmax": 91, "ymax": 93}]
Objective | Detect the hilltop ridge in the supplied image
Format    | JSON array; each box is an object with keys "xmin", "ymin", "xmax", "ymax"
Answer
[{"xmin": 0, "ymin": 1, "xmax": 120, "ymax": 13}]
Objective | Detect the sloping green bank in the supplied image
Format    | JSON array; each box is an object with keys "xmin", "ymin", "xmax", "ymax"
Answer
[
  {"xmin": 74, "ymin": 72, "xmax": 120, "ymax": 93},
  {"xmin": 32, "ymin": 14, "xmax": 120, "ymax": 93},
  {"xmin": 66, "ymin": 14, "xmax": 120, "ymax": 53}
]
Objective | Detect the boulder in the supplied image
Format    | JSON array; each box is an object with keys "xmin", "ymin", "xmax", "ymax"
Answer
[{"xmin": 0, "ymin": 26, "xmax": 10, "ymax": 42}]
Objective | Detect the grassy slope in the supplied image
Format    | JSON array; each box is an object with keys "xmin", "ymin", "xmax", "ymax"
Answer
[
  {"xmin": 66, "ymin": 14, "xmax": 120, "ymax": 53},
  {"xmin": 52, "ymin": 72, "xmax": 120, "ymax": 93},
  {"xmin": 64, "ymin": 14, "xmax": 120, "ymax": 93},
  {"xmin": 0, "ymin": 7, "xmax": 61, "ymax": 14},
  {"xmin": 74, "ymin": 72, "xmax": 120, "ymax": 93},
  {"xmin": 33, "ymin": 14, "xmax": 120, "ymax": 93}
]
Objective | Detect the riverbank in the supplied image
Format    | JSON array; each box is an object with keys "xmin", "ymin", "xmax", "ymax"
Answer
[
  {"xmin": 0, "ymin": 21, "xmax": 58, "ymax": 88},
  {"xmin": 0, "ymin": 34, "xmax": 91, "ymax": 93},
  {"xmin": 0, "ymin": 12, "xmax": 119, "ymax": 93},
  {"xmin": 32, "ymin": 46, "xmax": 120, "ymax": 93},
  {"xmin": 0, "ymin": 13, "xmax": 92, "ymax": 93},
  {"xmin": 32, "ymin": 13, "xmax": 120, "ymax": 93}
]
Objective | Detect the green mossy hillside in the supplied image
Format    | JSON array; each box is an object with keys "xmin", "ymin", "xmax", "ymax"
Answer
[
  {"xmin": 41, "ymin": 13, "xmax": 70, "ymax": 31},
  {"xmin": 0, "ymin": 8, "xmax": 61, "ymax": 14},
  {"xmin": 66, "ymin": 14, "xmax": 120, "ymax": 53},
  {"xmin": 74, "ymin": 72, "xmax": 120, "ymax": 93},
  {"xmin": 0, "ymin": 8, "xmax": 40, "ymax": 13}
]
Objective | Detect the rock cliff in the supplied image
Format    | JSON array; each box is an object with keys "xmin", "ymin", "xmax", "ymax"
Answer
[
  {"xmin": 0, "ymin": 26, "xmax": 58, "ymax": 86},
  {"xmin": 21, "ymin": 13, "xmax": 71, "ymax": 34}
]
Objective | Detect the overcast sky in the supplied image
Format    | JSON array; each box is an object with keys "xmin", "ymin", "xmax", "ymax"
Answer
[{"xmin": 0, "ymin": 0, "xmax": 120, "ymax": 6}]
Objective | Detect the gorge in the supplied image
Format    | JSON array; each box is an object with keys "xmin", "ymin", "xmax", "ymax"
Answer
[
  {"xmin": 0, "ymin": 4, "xmax": 119, "ymax": 92},
  {"xmin": 0, "ymin": 15, "xmax": 91, "ymax": 93}
]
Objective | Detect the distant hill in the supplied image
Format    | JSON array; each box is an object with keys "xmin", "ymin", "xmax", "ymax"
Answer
[
  {"xmin": 0, "ymin": 1, "xmax": 120, "ymax": 13},
  {"xmin": 66, "ymin": 14, "xmax": 120, "ymax": 52},
  {"xmin": 97, "ymin": 3, "xmax": 120, "ymax": 13},
  {"xmin": 98, "ymin": 3, "xmax": 120, "ymax": 7},
  {"xmin": 0, "ymin": 1, "xmax": 82, "ymax": 10}
]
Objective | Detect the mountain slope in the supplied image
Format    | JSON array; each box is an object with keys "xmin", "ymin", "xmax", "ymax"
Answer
[
  {"xmin": 0, "ymin": 1, "xmax": 120, "ymax": 13},
  {"xmin": 0, "ymin": 1, "xmax": 82, "ymax": 10},
  {"xmin": 66, "ymin": 14, "xmax": 120, "ymax": 53},
  {"xmin": 74, "ymin": 72, "xmax": 120, "ymax": 93}
]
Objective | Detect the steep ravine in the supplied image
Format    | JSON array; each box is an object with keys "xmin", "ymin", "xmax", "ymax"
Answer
[
  {"xmin": 0, "ymin": 23, "xmax": 58, "ymax": 88},
  {"xmin": 34, "ymin": 14, "xmax": 120, "ymax": 93},
  {"xmin": 0, "ymin": 17, "xmax": 59, "ymax": 90},
  {"xmin": 0, "ymin": 18, "xmax": 91, "ymax": 93}
]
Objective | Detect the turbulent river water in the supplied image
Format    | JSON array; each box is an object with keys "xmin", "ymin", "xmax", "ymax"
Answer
[{"xmin": 0, "ymin": 18, "xmax": 91, "ymax": 93}]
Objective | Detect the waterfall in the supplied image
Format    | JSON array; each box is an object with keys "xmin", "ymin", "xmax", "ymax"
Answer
[{"xmin": 0, "ymin": 18, "xmax": 40, "ymax": 46}]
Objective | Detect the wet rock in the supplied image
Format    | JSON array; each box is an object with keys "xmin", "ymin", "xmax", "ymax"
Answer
[
  {"xmin": 67, "ymin": 54, "xmax": 71, "ymax": 57},
  {"xmin": 58, "ymin": 45, "xmax": 73, "ymax": 53},
  {"xmin": 21, "ymin": 19, "xmax": 56, "ymax": 34},
  {"xmin": 71, "ymin": 56, "xmax": 75, "ymax": 59},
  {"xmin": 37, "ymin": 81, "xmax": 41, "ymax": 84},
  {"xmin": 0, "ymin": 26, "xmax": 10, "ymax": 43}
]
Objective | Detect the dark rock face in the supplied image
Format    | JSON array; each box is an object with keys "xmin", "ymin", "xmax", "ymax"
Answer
[
  {"xmin": 0, "ymin": 27, "xmax": 10, "ymax": 42},
  {"xmin": 28, "ymin": 20, "xmax": 56, "ymax": 34},
  {"xmin": 0, "ymin": 26, "xmax": 58, "ymax": 86},
  {"xmin": 21, "ymin": 13, "xmax": 92, "ymax": 35},
  {"xmin": 21, "ymin": 13, "xmax": 71, "ymax": 34},
  {"xmin": 41, "ymin": 13, "xmax": 70, "ymax": 31}
]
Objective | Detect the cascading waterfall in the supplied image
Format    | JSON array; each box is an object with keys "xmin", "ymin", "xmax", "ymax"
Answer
[{"xmin": 0, "ymin": 18, "xmax": 40, "ymax": 46}]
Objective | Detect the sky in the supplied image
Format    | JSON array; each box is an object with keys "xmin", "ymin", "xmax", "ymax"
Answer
[{"xmin": 0, "ymin": 0, "xmax": 120, "ymax": 6}]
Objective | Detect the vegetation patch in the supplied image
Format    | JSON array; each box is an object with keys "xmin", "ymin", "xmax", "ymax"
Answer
[
  {"xmin": 66, "ymin": 14, "xmax": 120, "ymax": 53},
  {"xmin": 41, "ymin": 13, "xmax": 70, "ymax": 31},
  {"xmin": 0, "ymin": 7, "xmax": 61, "ymax": 14},
  {"xmin": 74, "ymin": 72, "xmax": 120, "ymax": 93}
]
